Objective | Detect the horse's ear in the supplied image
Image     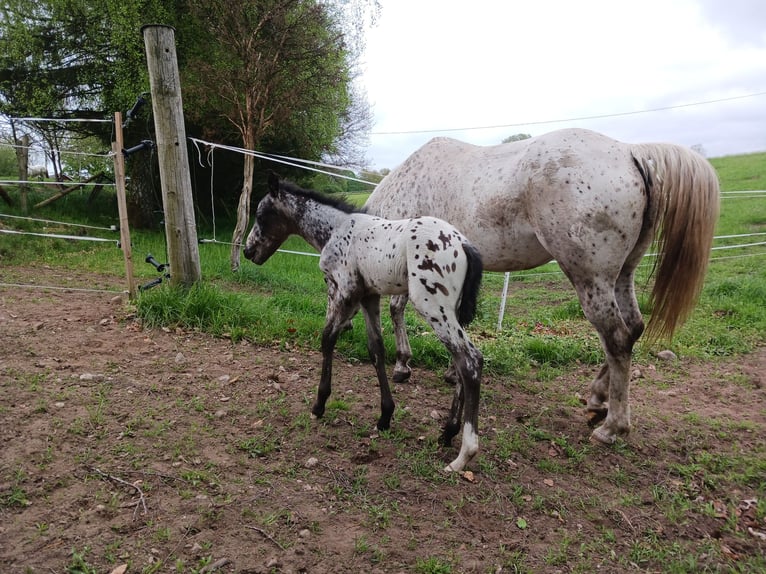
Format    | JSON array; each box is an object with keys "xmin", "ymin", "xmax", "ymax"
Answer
[{"xmin": 267, "ymin": 171, "xmax": 280, "ymax": 196}]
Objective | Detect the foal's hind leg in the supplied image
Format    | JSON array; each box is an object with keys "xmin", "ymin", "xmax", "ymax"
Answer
[
  {"xmin": 390, "ymin": 295, "xmax": 413, "ymax": 383},
  {"xmin": 360, "ymin": 295, "xmax": 396, "ymax": 430},
  {"xmin": 442, "ymin": 341, "xmax": 483, "ymax": 472},
  {"xmin": 412, "ymin": 300, "xmax": 483, "ymax": 472}
]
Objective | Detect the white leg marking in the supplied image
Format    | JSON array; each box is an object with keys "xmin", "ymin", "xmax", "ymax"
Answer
[{"xmin": 444, "ymin": 421, "xmax": 479, "ymax": 473}]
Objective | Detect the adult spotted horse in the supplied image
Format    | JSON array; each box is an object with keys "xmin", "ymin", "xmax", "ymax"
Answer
[
  {"xmin": 244, "ymin": 173, "xmax": 484, "ymax": 472},
  {"xmin": 364, "ymin": 128, "xmax": 720, "ymax": 446}
]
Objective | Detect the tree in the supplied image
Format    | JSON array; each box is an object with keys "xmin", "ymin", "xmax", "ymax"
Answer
[
  {"xmin": 502, "ymin": 133, "xmax": 531, "ymax": 143},
  {"xmin": 0, "ymin": 0, "xmax": 176, "ymax": 223},
  {"xmin": 0, "ymin": 0, "xmax": 375, "ymax": 242},
  {"xmin": 691, "ymin": 144, "xmax": 707, "ymax": 157},
  {"xmin": 181, "ymin": 0, "xmax": 362, "ymax": 270}
]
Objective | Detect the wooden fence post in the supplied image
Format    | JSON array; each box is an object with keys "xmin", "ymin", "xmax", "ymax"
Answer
[
  {"xmin": 141, "ymin": 24, "xmax": 201, "ymax": 287},
  {"xmin": 112, "ymin": 111, "xmax": 137, "ymax": 300}
]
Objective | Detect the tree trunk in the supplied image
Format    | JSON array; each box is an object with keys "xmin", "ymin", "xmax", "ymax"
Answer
[
  {"xmin": 15, "ymin": 134, "xmax": 29, "ymax": 214},
  {"xmin": 230, "ymin": 150, "xmax": 256, "ymax": 271},
  {"xmin": 126, "ymin": 153, "xmax": 161, "ymax": 229}
]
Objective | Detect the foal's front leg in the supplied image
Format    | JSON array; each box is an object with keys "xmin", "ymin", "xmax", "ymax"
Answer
[
  {"xmin": 313, "ymin": 289, "xmax": 358, "ymax": 420},
  {"xmin": 360, "ymin": 295, "xmax": 395, "ymax": 430}
]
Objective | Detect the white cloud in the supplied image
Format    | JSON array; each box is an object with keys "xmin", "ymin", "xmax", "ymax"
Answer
[{"xmin": 360, "ymin": 0, "xmax": 766, "ymax": 169}]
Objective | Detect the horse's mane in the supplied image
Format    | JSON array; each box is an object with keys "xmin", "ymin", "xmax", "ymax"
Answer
[{"xmin": 279, "ymin": 179, "xmax": 362, "ymax": 215}]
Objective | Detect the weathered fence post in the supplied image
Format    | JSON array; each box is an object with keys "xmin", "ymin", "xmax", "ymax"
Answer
[
  {"xmin": 141, "ymin": 24, "xmax": 201, "ymax": 287},
  {"xmin": 112, "ymin": 111, "xmax": 137, "ymax": 300}
]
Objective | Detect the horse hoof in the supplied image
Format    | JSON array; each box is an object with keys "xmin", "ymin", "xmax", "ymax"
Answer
[
  {"xmin": 392, "ymin": 370, "xmax": 411, "ymax": 384},
  {"xmin": 311, "ymin": 406, "xmax": 325, "ymax": 419},
  {"xmin": 443, "ymin": 463, "xmax": 457, "ymax": 473},
  {"xmin": 590, "ymin": 426, "xmax": 617, "ymax": 445}
]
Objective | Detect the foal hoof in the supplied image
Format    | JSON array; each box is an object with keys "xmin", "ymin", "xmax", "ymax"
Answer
[
  {"xmin": 376, "ymin": 419, "xmax": 391, "ymax": 432},
  {"xmin": 439, "ymin": 424, "xmax": 459, "ymax": 447},
  {"xmin": 392, "ymin": 369, "xmax": 412, "ymax": 384},
  {"xmin": 311, "ymin": 404, "xmax": 325, "ymax": 419}
]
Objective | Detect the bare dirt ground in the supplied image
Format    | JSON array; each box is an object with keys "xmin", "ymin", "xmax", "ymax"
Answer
[{"xmin": 1, "ymin": 267, "xmax": 764, "ymax": 573}]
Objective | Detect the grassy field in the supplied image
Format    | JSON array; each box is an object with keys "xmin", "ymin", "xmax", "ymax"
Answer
[
  {"xmin": 1, "ymin": 152, "xmax": 765, "ymax": 376},
  {"xmin": 1, "ymin": 151, "xmax": 765, "ymax": 573}
]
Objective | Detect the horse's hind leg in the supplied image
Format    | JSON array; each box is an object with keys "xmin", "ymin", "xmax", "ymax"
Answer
[
  {"xmin": 573, "ymin": 276, "xmax": 635, "ymax": 443},
  {"xmin": 584, "ymin": 268, "xmax": 645, "ymax": 425},
  {"xmin": 390, "ymin": 295, "xmax": 413, "ymax": 383},
  {"xmin": 360, "ymin": 295, "xmax": 396, "ymax": 430}
]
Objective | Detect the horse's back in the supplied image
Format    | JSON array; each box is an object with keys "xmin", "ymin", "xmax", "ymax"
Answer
[{"xmin": 365, "ymin": 129, "xmax": 645, "ymax": 272}]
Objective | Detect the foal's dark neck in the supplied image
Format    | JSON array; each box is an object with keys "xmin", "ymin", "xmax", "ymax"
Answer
[{"xmin": 279, "ymin": 182, "xmax": 360, "ymax": 250}]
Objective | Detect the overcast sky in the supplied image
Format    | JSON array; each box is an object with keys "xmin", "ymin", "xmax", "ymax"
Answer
[{"xmin": 358, "ymin": 0, "xmax": 766, "ymax": 170}]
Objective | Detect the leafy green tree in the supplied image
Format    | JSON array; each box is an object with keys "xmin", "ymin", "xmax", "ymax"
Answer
[
  {"xmin": 0, "ymin": 144, "xmax": 17, "ymax": 175},
  {"xmin": 502, "ymin": 133, "xmax": 531, "ymax": 143},
  {"xmin": 0, "ymin": 0, "xmax": 374, "ymax": 237},
  {"xmin": 180, "ymin": 0, "xmax": 366, "ymax": 270},
  {"xmin": 0, "ymin": 0, "xmax": 176, "ymax": 222}
]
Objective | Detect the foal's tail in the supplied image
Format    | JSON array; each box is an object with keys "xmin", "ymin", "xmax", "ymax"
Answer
[
  {"xmin": 631, "ymin": 143, "xmax": 720, "ymax": 340},
  {"xmin": 458, "ymin": 241, "xmax": 484, "ymax": 327}
]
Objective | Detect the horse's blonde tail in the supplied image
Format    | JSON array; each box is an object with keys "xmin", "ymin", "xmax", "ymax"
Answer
[{"xmin": 633, "ymin": 144, "xmax": 720, "ymax": 341}]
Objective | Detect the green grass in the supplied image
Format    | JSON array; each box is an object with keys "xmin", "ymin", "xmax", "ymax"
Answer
[
  {"xmin": 1, "ymin": 153, "xmax": 765, "ymax": 378},
  {"xmin": 709, "ymin": 151, "xmax": 766, "ymax": 191}
]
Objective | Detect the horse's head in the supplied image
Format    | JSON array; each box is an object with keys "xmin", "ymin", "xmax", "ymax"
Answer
[{"xmin": 243, "ymin": 172, "xmax": 292, "ymax": 265}]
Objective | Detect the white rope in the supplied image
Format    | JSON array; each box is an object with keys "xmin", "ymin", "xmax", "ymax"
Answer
[
  {"xmin": 198, "ymin": 238, "xmax": 320, "ymax": 258},
  {"xmin": 187, "ymin": 137, "xmax": 376, "ymax": 187},
  {"xmin": 13, "ymin": 116, "xmax": 111, "ymax": 124},
  {"xmin": 709, "ymin": 251, "xmax": 766, "ymax": 262},
  {"xmin": 0, "ymin": 142, "xmax": 111, "ymax": 159},
  {"xmin": 714, "ymin": 232, "xmax": 766, "ymax": 239},
  {"xmin": 0, "ymin": 282, "xmax": 123, "ymax": 294},
  {"xmin": 276, "ymin": 248, "xmax": 320, "ymax": 258},
  {"xmin": 710, "ymin": 240, "xmax": 766, "ymax": 251},
  {"xmin": 0, "ymin": 179, "xmax": 116, "ymax": 187},
  {"xmin": 721, "ymin": 194, "xmax": 766, "ymax": 199},
  {"xmin": 370, "ymin": 90, "xmax": 766, "ymax": 135},
  {"xmin": 0, "ymin": 213, "xmax": 117, "ymax": 232},
  {"xmin": 0, "ymin": 229, "xmax": 117, "ymax": 244},
  {"xmin": 209, "ymin": 146, "xmax": 216, "ymax": 241},
  {"xmin": 720, "ymin": 190, "xmax": 766, "ymax": 195}
]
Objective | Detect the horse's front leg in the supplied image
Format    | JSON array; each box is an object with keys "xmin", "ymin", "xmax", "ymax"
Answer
[
  {"xmin": 390, "ymin": 294, "xmax": 413, "ymax": 383},
  {"xmin": 313, "ymin": 289, "xmax": 358, "ymax": 420},
  {"xmin": 360, "ymin": 295, "xmax": 395, "ymax": 430}
]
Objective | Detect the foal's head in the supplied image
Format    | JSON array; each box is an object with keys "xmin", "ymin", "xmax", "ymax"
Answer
[{"xmin": 243, "ymin": 172, "xmax": 294, "ymax": 265}]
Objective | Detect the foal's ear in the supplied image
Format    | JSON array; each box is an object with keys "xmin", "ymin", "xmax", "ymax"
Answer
[{"xmin": 267, "ymin": 171, "xmax": 280, "ymax": 197}]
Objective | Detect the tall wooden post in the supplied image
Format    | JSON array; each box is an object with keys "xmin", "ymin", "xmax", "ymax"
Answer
[
  {"xmin": 112, "ymin": 111, "xmax": 137, "ymax": 299},
  {"xmin": 142, "ymin": 24, "xmax": 201, "ymax": 287}
]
